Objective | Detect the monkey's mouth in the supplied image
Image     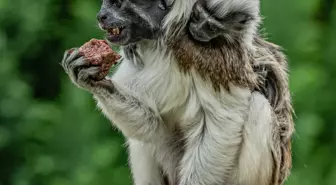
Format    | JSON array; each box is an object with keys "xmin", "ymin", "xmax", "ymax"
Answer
[
  {"xmin": 105, "ymin": 26, "xmax": 129, "ymax": 45},
  {"xmin": 108, "ymin": 27, "xmax": 124, "ymax": 36}
]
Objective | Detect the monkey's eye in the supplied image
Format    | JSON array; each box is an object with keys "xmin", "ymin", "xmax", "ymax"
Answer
[
  {"xmin": 110, "ymin": 0, "xmax": 122, "ymax": 8},
  {"xmin": 239, "ymin": 19, "xmax": 247, "ymax": 24},
  {"xmin": 207, "ymin": 23, "xmax": 218, "ymax": 32}
]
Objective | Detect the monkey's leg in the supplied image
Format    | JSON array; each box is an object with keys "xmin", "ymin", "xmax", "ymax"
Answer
[
  {"xmin": 128, "ymin": 139, "xmax": 167, "ymax": 185},
  {"xmin": 233, "ymin": 92, "xmax": 275, "ymax": 185},
  {"xmin": 178, "ymin": 91, "xmax": 274, "ymax": 185},
  {"xmin": 177, "ymin": 88, "xmax": 250, "ymax": 185}
]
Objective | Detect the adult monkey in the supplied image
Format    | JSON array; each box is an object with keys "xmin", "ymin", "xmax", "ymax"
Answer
[{"xmin": 61, "ymin": 0, "xmax": 294, "ymax": 185}]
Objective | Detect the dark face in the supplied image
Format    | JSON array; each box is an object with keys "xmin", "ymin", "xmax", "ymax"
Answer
[
  {"xmin": 188, "ymin": 0, "xmax": 219, "ymax": 42},
  {"xmin": 97, "ymin": 0, "xmax": 169, "ymax": 46},
  {"xmin": 189, "ymin": 1, "xmax": 253, "ymax": 43}
]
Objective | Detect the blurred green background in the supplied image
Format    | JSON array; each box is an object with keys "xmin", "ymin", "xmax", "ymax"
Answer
[{"xmin": 0, "ymin": 0, "xmax": 335, "ymax": 185}]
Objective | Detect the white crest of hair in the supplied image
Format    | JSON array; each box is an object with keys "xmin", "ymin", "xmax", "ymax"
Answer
[
  {"xmin": 208, "ymin": 0, "xmax": 261, "ymax": 50},
  {"xmin": 162, "ymin": 0, "xmax": 197, "ymax": 38}
]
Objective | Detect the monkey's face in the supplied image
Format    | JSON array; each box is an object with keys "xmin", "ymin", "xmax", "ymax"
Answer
[
  {"xmin": 189, "ymin": 1, "xmax": 256, "ymax": 43},
  {"xmin": 97, "ymin": 0, "xmax": 169, "ymax": 46}
]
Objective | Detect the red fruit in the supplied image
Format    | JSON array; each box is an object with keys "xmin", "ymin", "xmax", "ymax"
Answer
[{"xmin": 79, "ymin": 39, "xmax": 121, "ymax": 80}]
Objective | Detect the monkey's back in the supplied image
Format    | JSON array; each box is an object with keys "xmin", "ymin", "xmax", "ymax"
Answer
[{"xmin": 253, "ymin": 37, "xmax": 294, "ymax": 185}]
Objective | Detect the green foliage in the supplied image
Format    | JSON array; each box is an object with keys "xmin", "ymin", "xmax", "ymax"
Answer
[{"xmin": 0, "ymin": 0, "xmax": 335, "ymax": 185}]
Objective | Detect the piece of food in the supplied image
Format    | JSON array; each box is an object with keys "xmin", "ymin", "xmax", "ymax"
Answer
[{"xmin": 79, "ymin": 39, "xmax": 121, "ymax": 80}]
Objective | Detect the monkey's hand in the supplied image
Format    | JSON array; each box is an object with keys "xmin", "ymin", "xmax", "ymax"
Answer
[
  {"xmin": 62, "ymin": 48, "xmax": 166, "ymax": 144},
  {"xmin": 61, "ymin": 48, "xmax": 115, "ymax": 94}
]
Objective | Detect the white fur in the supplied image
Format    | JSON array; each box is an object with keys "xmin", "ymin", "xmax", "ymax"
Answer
[
  {"xmin": 207, "ymin": 0, "xmax": 261, "ymax": 49},
  {"xmin": 93, "ymin": 39, "xmax": 275, "ymax": 185},
  {"xmin": 233, "ymin": 92, "xmax": 274, "ymax": 185},
  {"xmin": 127, "ymin": 139, "xmax": 165, "ymax": 185},
  {"xmin": 207, "ymin": 0, "xmax": 260, "ymax": 17},
  {"xmin": 163, "ymin": 0, "xmax": 197, "ymax": 38}
]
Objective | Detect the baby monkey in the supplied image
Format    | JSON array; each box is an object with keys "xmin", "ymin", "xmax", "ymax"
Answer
[
  {"xmin": 188, "ymin": 0, "xmax": 258, "ymax": 43},
  {"xmin": 179, "ymin": 0, "xmax": 291, "ymax": 109}
]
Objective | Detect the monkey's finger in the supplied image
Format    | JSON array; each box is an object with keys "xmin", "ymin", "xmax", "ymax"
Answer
[
  {"xmin": 61, "ymin": 48, "xmax": 82, "ymax": 71},
  {"xmin": 65, "ymin": 48, "xmax": 76, "ymax": 59},
  {"xmin": 61, "ymin": 48, "xmax": 77, "ymax": 65},
  {"xmin": 77, "ymin": 66, "xmax": 101, "ymax": 85},
  {"xmin": 66, "ymin": 57, "xmax": 89, "ymax": 82}
]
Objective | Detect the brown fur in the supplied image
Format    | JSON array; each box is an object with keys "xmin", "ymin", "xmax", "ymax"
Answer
[
  {"xmin": 253, "ymin": 37, "xmax": 294, "ymax": 184},
  {"xmin": 168, "ymin": 31, "xmax": 260, "ymax": 91},
  {"xmin": 167, "ymin": 30, "xmax": 294, "ymax": 185}
]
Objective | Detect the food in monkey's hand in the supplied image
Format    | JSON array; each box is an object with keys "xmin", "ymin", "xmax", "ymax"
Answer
[{"xmin": 79, "ymin": 39, "xmax": 121, "ymax": 80}]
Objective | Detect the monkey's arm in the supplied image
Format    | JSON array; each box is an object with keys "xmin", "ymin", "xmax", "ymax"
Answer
[
  {"xmin": 61, "ymin": 48, "xmax": 166, "ymax": 142},
  {"xmin": 61, "ymin": 49, "xmax": 167, "ymax": 185}
]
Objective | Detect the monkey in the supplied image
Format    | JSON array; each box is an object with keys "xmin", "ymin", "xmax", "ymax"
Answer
[{"xmin": 61, "ymin": 0, "xmax": 294, "ymax": 185}]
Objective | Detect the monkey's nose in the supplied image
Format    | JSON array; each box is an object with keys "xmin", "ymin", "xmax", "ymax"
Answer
[
  {"xmin": 189, "ymin": 23, "xmax": 211, "ymax": 42},
  {"xmin": 97, "ymin": 12, "xmax": 108, "ymax": 23}
]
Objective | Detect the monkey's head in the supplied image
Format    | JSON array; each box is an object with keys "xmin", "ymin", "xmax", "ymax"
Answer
[
  {"xmin": 188, "ymin": 0, "xmax": 260, "ymax": 44},
  {"xmin": 97, "ymin": 0, "xmax": 169, "ymax": 46}
]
